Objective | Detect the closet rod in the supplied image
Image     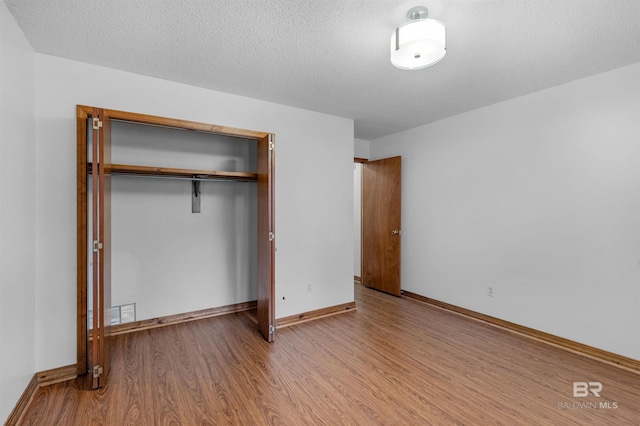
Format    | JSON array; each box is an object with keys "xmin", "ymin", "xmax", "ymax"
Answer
[{"xmin": 111, "ymin": 173, "xmax": 257, "ymax": 183}]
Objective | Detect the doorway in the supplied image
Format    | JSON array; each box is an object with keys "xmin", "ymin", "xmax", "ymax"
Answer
[{"xmin": 354, "ymin": 161, "xmax": 363, "ymax": 282}]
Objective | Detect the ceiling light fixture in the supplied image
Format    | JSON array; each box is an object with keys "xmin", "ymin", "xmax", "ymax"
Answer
[{"xmin": 390, "ymin": 6, "xmax": 446, "ymax": 70}]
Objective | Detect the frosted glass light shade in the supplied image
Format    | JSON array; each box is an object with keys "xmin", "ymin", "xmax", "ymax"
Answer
[{"xmin": 390, "ymin": 19, "xmax": 446, "ymax": 70}]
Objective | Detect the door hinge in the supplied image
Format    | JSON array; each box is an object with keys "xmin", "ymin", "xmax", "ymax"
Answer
[
  {"xmin": 92, "ymin": 117, "xmax": 103, "ymax": 130},
  {"xmin": 93, "ymin": 240, "xmax": 103, "ymax": 252},
  {"xmin": 269, "ymin": 325, "xmax": 275, "ymax": 334},
  {"xmin": 92, "ymin": 365, "xmax": 103, "ymax": 378},
  {"xmin": 268, "ymin": 135, "xmax": 274, "ymax": 151},
  {"xmin": 269, "ymin": 232, "xmax": 275, "ymax": 242}
]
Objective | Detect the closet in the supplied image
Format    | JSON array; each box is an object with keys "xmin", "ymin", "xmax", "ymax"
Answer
[{"xmin": 76, "ymin": 106, "xmax": 275, "ymax": 389}]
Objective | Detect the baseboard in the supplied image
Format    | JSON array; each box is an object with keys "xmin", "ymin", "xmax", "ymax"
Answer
[
  {"xmin": 354, "ymin": 275, "xmax": 361, "ymax": 283},
  {"xmin": 4, "ymin": 374, "xmax": 37, "ymax": 426},
  {"xmin": 4, "ymin": 364, "xmax": 78, "ymax": 426},
  {"xmin": 110, "ymin": 300, "xmax": 258, "ymax": 336},
  {"xmin": 276, "ymin": 302, "xmax": 357, "ymax": 328},
  {"xmin": 36, "ymin": 364, "xmax": 78, "ymax": 387},
  {"xmin": 401, "ymin": 290, "xmax": 640, "ymax": 375}
]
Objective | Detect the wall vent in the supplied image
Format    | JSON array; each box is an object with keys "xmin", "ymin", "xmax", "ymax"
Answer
[{"xmin": 88, "ymin": 303, "xmax": 136, "ymax": 329}]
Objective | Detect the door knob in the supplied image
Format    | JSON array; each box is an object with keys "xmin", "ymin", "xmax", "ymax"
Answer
[{"xmin": 392, "ymin": 230, "xmax": 401, "ymax": 235}]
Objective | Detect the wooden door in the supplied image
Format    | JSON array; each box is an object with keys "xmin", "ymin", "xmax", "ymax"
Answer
[
  {"xmin": 91, "ymin": 108, "xmax": 112, "ymax": 388},
  {"xmin": 362, "ymin": 157, "xmax": 402, "ymax": 296},
  {"xmin": 257, "ymin": 134, "xmax": 275, "ymax": 341}
]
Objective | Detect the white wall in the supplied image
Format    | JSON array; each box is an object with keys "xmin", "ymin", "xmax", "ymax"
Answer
[
  {"xmin": 34, "ymin": 54, "xmax": 354, "ymax": 371},
  {"xmin": 354, "ymin": 138, "xmax": 370, "ymax": 159},
  {"xmin": 0, "ymin": 1, "xmax": 36, "ymax": 420},
  {"xmin": 371, "ymin": 63, "xmax": 640, "ymax": 360}
]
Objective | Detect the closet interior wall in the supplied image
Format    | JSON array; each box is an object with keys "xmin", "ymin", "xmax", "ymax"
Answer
[{"xmin": 87, "ymin": 120, "xmax": 259, "ymax": 323}]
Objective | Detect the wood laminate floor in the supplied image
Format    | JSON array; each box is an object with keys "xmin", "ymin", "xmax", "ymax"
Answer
[{"xmin": 20, "ymin": 284, "xmax": 640, "ymax": 425}]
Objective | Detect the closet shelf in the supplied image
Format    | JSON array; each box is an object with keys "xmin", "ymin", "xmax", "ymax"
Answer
[{"xmin": 87, "ymin": 163, "xmax": 258, "ymax": 181}]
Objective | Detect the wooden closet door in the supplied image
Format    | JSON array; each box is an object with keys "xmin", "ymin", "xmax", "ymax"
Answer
[
  {"xmin": 257, "ymin": 134, "xmax": 275, "ymax": 341},
  {"xmin": 91, "ymin": 108, "xmax": 112, "ymax": 388}
]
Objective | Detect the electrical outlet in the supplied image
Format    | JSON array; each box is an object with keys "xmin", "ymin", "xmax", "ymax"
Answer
[
  {"xmin": 306, "ymin": 283, "xmax": 312, "ymax": 293},
  {"xmin": 487, "ymin": 286, "xmax": 494, "ymax": 297}
]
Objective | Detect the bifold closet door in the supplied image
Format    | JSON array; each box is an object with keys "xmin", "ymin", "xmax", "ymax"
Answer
[
  {"xmin": 257, "ymin": 134, "xmax": 275, "ymax": 342},
  {"xmin": 90, "ymin": 108, "xmax": 112, "ymax": 389}
]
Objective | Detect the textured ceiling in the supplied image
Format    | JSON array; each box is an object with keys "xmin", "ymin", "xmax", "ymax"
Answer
[{"xmin": 5, "ymin": 0, "xmax": 640, "ymax": 140}]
